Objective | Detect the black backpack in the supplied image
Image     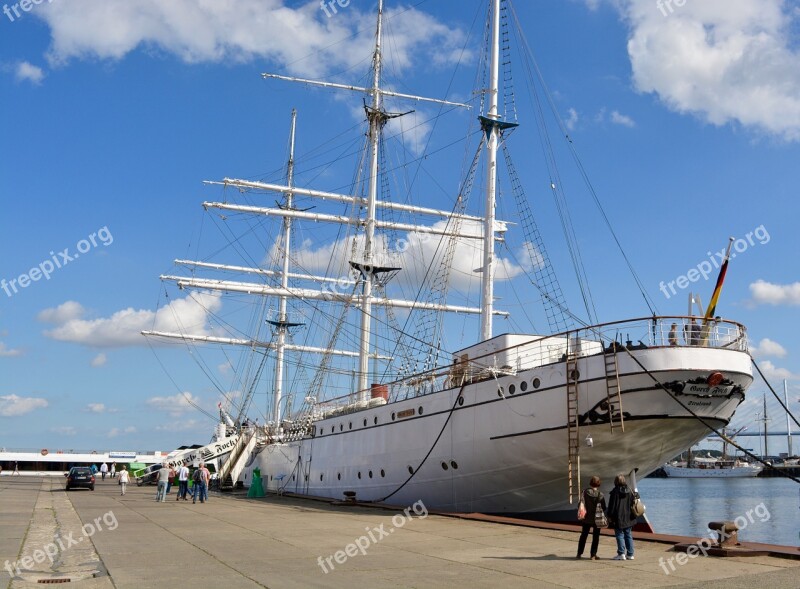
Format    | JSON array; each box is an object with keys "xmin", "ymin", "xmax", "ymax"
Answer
[{"xmin": 192, "ymin": 469, "xmax": 202, "ymax": 483}]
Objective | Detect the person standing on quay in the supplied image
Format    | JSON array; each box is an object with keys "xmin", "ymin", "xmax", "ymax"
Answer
[
  {"xmin": 118, "ymin": 466, "xmax": 129, "ymax": 495},
  {"xmin": 607, "ymin": 474, "xmax": 635, "ymax": 560},
  {"xmin": 156, "ymin": 463, "xmax": 170, "ymax": 502},
  {"xmin": 177, "ymin": 463, "xmax": 190, "ymax": 500},
  {"xmin": 166, "ymin": 465, "xmax": 176, "ymax": 496},
  {"xmin": 110, "ymin": 463, "xmax": 116, "ymax": 478},
  {"xmin": 200, "ymin": 463, "xmax": 211, "ymax": 501},
  {"xmin": 576, "ymin": 475, "xmax": 606, "ymax": 560},
  {"xmin": 100, "ymin": 462, "xmax": 108, "ymax": 481}
]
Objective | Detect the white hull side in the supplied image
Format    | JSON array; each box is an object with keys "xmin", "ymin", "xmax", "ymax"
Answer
[{"xmin": 250, "ymin": 347, "xmax": 752, "ymax": 514}]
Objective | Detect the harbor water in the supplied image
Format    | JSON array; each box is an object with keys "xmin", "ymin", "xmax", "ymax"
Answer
[{"xmin": 639, "ymin": 477, "xmax": 799, "ymax": 547}]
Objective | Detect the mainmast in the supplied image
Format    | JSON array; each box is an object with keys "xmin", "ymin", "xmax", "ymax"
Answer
[
  {"xmin": 271, "ymin": 109, "xmax": 298, "ymax": 423},
  {"xmin": 356, "ymin": 0, "xmax": 386, "ymax": 401},
  {"xmin": 480, "ymin": 0, "xmax": 502, "ymax": 341}
]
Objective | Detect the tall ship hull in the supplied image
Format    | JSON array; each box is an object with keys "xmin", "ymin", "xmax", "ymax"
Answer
[{"xmin": 248, "ymin": 327, "xmax": 751, "ymax": 516}]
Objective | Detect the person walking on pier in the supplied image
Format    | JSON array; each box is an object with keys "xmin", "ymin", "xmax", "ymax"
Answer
[
  {"xmin": 118, "ymin": 466, "xmax": 129, "ymax": 495},
  {"xmin": 576, "ymin": 475, "xmax": 606, "ymax": 560},
  {"xmin": 100, "ymin": 462, "xmax": 108, "ymax": 480},
  {"xmin": 110, "ymin": 463, "xmax": 116, "ymax": 478},
  {"xmin": 156, "ymin": 463, "xmax": 170, "ymax": 502},
  {"xmin": 607, "ymin": 474, "xmax": 635, "ymax": 560},
  {"xmin": 177, "ymin": 463, "xmax": 189, "ymax": 500}
]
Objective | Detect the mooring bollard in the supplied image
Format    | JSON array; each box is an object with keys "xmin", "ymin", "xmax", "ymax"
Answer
[{"xmin": 708, "ymin": 521, "xmax": 739, "ymax": 547}]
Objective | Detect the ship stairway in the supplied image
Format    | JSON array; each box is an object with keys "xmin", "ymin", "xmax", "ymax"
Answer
[
  {"xmin": 218, "ymin": 428, "xmax": 258, "ymax": 491},
  {"xmin": 603, "ymin": 348, "xmax": 624, "ymax": 433},
  {"xmin": 566, "ymin": 346, "xmax": 580, "ymax": 505}
]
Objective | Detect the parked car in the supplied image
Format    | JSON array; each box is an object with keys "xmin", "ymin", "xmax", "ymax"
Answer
[{"xmin": 65, "ymin": 466, "xmax": 95, "ymax": 491}]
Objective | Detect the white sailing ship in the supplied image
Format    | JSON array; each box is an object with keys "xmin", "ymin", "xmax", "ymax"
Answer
[
  {"xmin": 663, "ymin": 455, "xmax": 763, "ymax": 478},
  {"xmin": 143, "ymin": 0, "xmax": 754, "ymax": 518}
]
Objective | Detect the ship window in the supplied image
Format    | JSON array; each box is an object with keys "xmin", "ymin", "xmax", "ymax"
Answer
[
  {"xmin": 320, "ymin": 474, "xmax": 323, "ymax": 481},
  {"xmin": 358, "ymin": 472, "xmax": 362, "ymax": 479},
  {"xmin": 451, "ymin": 461, "xmax": 459, "ymax": 470},
  {"xmin": 363, "ymin": 419, "xmax": 367, "ymax": 427},
  {"xmin": 532, "ymin": 378, "xmax": 541, "ymax": 389},
  {"xmin": 374, "ymin": 416, "xmax": 378, "ymax": 425},
  {"xmin": 292, "ymin": 475, "xmax": 295, "ymax": 481},
  {"xmin": 509, "ymin": 384, "xmax": 516, "ymax": 395},
  {"xmin": 570, "ymin": 370, "xmax": 580, "ymax": 381},
  {"xmin": 381, "ymin": 469, "xmax": 385, "ymax": 477},
  {"xmin": 418, "ymin": 406, "xmax": 424, "ymax": 415},
  {"xmin": 408, "ymin": 466, "xmax": 414, "ymax": 475},
  {"xmin": 339, "ymin": 424, "xmax": 343, "ymax": 431},
  {"xmin": 331, "ymin": 427, "xmax": 335, "ymax": 434},
  {"xmin": 337, "ymin": 473, "xmax": 341, "ymax": 480},
  {"xmin": 391, "ymin": 412, "xmax": 396, "ymax": 421},
  {"xmin": 349, "ymin": 422, "xmax": 352, "ymax": 430},
  {"xmin": 441, "ymin": 462, "xmax": 449, "ymax": 471},
  {"xmin": 458, "ymin": 396, "xmax": 464, "ymax": 406},
  {"xmin": 520, "ymin": 381, "xmax": 528, "ymax": 392},
  {"xmin": 369, "ymin": 471, "xmax": 373, "ymax": 478}
]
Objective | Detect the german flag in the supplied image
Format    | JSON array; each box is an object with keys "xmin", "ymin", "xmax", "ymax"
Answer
[{"xmin": 699, "ymin": 238, "xmax": 734, "ymax": 346}]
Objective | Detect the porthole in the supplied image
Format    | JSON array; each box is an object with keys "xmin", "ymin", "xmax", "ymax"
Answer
[
  {"xmin": 349, "ymin": 422, "xmax": 352, "ymax": 430},
  {"xmin": 337, "ymin": 473, "xmax": 341, "ymax": 480},
  {"xmin": 441, "ymin": 461, "xmax": 449, "ymax": 471},
  {"xmin": 570, "ymin": 370, "xmax": 580, "ymax": 381},
  {"xmin": 358, "ymin": 472, "xmax": 362, "ymax": 479},
  {"xmin": 532, "ymin": 378, "xmax": 541, "ymax": 389},
  {"xmin": 418, "ymin": 406, "xmax": 424, "ymax": 415},
  {"xmin": 270, "ymin": 475, "xmax": 273, "ymax": 481},
  {"xmin": 497, "ymin": 387, "xmax": 504, "ymax": 397},
  {"xmin": 320, "ymin": 474, "xmax": 323, "ymax": 481},
  {"xmin": 451, "ymin": 461, "xmax": 459, "ymax": 470},
  {"xmin": 392, "ymin": 412, "xmax": 396, "ymax": 421},
  {"xmin": 408, "ymin": 465, "xmax": 414, "ymax": 475},
  {"xmin": 369, "ymin": 471, "xmax": 373, "ymax": 478},
  {"xmin": 292, "ymin": 475, "xmax": 295, "ymax": 481},
  {"xmin": 380, "ymin": 469, "xmax": 386, "ymax": 477},
  {"xmin": 331, "ymin": 426, "xmax": 335, "ymax": 434},
  {"xmin": 339, "ymin": 424, "xmax": 343, "ymax": 431},
  {"xmin": 363, "ymin": 419, "xmax": 367, "ymax": 427},
  {"xmin": 520, "ymin": 381, "xmax": 528, "ymax": 392},
  {"xmin": 509, "ymin": 384, "xmax": 516, "ymax": 395},
  {"xmin": 374, "ymin": 416, "xmax": 378, "ymax": 425},
  {"xmin": 457, "ymin": 396, "xmax": 464, "ymax": 406}
]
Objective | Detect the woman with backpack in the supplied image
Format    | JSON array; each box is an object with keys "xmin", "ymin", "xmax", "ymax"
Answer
[
  {"xmin": 576, "ymin": 475, "xmax": 607, "ymax": 560},
  {"xmin": 607, "ymin": 473, "xmax": 635, "ymax": 560}
]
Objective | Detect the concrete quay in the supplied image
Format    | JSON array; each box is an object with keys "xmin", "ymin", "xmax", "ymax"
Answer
[{"xmin": 1, "ymin": 476, "xmax": 798, "ymax": 588}]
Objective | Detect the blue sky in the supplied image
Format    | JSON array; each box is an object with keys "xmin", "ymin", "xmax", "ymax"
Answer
[{"xmin": 1, "ymin": 0, "xmax": 798, "ymax": 454}]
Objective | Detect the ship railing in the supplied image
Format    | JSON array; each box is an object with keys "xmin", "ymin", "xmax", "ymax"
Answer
[{"xmin": 303, "ymin": 316, "xmax": 747, "ymax": 415}]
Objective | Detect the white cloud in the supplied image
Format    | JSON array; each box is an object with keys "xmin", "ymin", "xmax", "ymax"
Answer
[
  {"xmin": 35, "ymin": 1, "xmax": 465, "ymax": 79},
  {"xmin": 0, "ymin": 342, "xmax": 21, "ymax": 357},
  {"xmin": 751, "ymin": 338, "xmax": 787, "ymax": 359},
  {"xmin": 86, "ymin": 403, "xmax": 106, "ymax": 413},
  {"xmin": 0, "ymin": 394, "xmax": 48, "ymax": 417},
  {"xmin": 14, "ymin": 61, "xmax": 45, "ymax": 84},
  {"xmin": 156, "ymin": 419, "xmax": 201, "ymax": 432},
  {"xmin": 612, "ymin": 0, "xmax": 800, "ymax": 141},
  {"xmin": 50, "ymin": 426, "xmax": 77, "ymax": 436},
  {"xmin": 756, "ymin": 360, "xmax": 798, "ymax": 382},
  {"xmin": 91, "ymin": 353, "xmax": 107, "ymax": 367},
  {"xmin": 565, "ymin": 107, "xmax": 579, "ymax": 131},
  {"xmin": 39, "ymin": 292, "xmax": 222, "ymax": 347},
  {"xmin": 108, "ymin": 426, "xmax": 137, "ymax": 438},
  {"xmin": 146, "ymin": 392, "xmax": 200, "ymax": 417},
  {"xmin": 610, "ymin": 110, "xmax": 636, "ymax": 127},
  {"xmin": 749, "ymin": 280, "xmax": 800, "ymax": 306}
]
